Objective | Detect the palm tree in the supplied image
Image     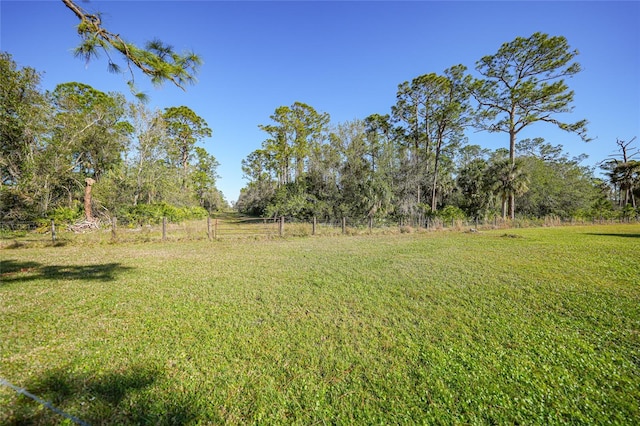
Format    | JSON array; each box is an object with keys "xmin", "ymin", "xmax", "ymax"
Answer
[
  {"xmin": 602, "ymin": 137, "xmax": 639, "ymax": 209},
  {"xmin": 485, "ymin": 159, "xmax": 529, "ymax": 219},
  {"xmin": 610, "ymin": 160, "xmax": 640, "ymax": 208}
]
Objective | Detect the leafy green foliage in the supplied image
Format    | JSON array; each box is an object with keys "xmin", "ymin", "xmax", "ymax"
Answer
[
  {"xmin": 471, "ymin": 32, "xmax": 589, "ymax": 219},
  {"xmin": 435, "ymin": 205, "xmax": 466, "ymax": 222},
  {"xmin": 265, "ymin": 182, "xmax": 311, "ymax": 219},
  {"xmin": 0, "ymin": 57, "xmax": 223, "ymax": 222},
  {"xmin": 162, "ymin": 106, "xmax": 212, "ymax": 188},
  {"xmin": 485, "ymin": 158, "xmax": 530, "ymax": 219},
  {"xmin": 51, "ymin": 82, "xmax": 131, "ymax": 179},
  {"xmin": 472, "ymin": 32, "xmax": 588, "ymax": 144},
  {"xmin": 516, "ymin": 139, "xmax": 599, "ymax": 218},
  {"xmin": 117, "ymin": 203, "xmax": 208, "ymax": 225},
  {"xmin": 456, "ymin": 157, "xmax": 491, "ymax": 218},
  {"xmin": 0, "ymin": 52, "xmax": 49, "ymax": 189},
  {"xmin": 46, "ymin": 205, "xmax": 82, "ymax": 224},
  {"xmin": 601, "ymin": 137, "xmax": 640, "ymax": 210},
  {"xmin": 257, "ymin": 102, "xmax": 330, "ymax": 186},
  {"xmin": 241, "ymin": 34, "xmax": 601, "ymax": 223},
  {"xmin": 236, "ymin": 181, "xmax": 276, "ymax": 217},
  {"xmin": 392, "ymin": 65, "xmax": 472, "ymax": 212}
]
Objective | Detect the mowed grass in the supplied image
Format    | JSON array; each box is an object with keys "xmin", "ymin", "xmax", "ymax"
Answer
[{"xmin": 1, "ymin": 225, "xmax": 638, "ymax": 424}]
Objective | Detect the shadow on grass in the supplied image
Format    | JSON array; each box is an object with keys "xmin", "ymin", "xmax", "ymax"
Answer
[
  {"xmin": 2, "ymin": 366, "xmax": 199, "ymax": 425},
  {"xmin": 0, "ymin": 260, "xmax": 133, "ymax": 285},
  {"xmin": 1, "ymin": 238, "xmax": 70, "ymax": 249},
  {"xmin": 585, "ymin": 233, "xmax": 640, "ymax": 239}
]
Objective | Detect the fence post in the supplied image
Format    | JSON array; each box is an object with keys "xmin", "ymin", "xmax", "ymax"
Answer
[
  {"xmin": 51, "ymin": 219, "xmax": 56, "ymax": 242},
  {"xmin": 214, "ymin": 219, "xmax": 218, "ymax": 239},
  {"xmin": 369, "ymin": 216, "xmax": 373, "ymax": 234},
  {"xmin": 312, "ymin": 216, "xmax": 316, "ymax": 236},
  {"xmin": 111, "ymin": 217, "xmax": 117, "ymax": 241},
  {"xmin": 162, "ymin": 217, "xmax": 167, "ymax": 241},
  {"xmin": 342, "ymin": 217, "xmax": 346, "ymax": 234},
  {"xmin": 279, "ymin": 216, "xmax": 284, "ymax": 237},
  {"xmin": 207, "ymin": 216, "xmax": 212, "ymax": 240}
]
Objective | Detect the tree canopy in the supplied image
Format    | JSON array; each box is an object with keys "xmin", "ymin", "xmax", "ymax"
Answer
[
  {"xmin": 471, "ymin": 32, "xmax": 590, "ymax": 219},
  {"xmin": 0, "ymin": 53, "xmax": 223, "ymax": 224},
  {"xmin": 236, "ymin": 33, "xmax": 624, "ymax": 224}
]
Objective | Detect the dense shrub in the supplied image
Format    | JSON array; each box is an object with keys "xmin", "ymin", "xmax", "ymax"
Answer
[
  {"xmin": 47, "ymin": 206, "xmax": 82, "ymax": 224},
  {"xmin": 436, "ymin": 205, "xmax": 467, "ymax": 222},
  {"xmin": 117, "ymin": 203, "xmax": 210, "ymax": 225}
]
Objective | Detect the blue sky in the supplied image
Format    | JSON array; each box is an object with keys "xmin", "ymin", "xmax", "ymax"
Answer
[{"xmin": 2, "ymin": 1, "xmax": 639, "ymax": 202}]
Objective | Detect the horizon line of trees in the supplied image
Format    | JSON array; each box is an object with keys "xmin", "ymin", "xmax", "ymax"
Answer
[
  {"xmin": 1, "ymin": 51, "xmax": 227, "ymax": 226},
  {"xmin": 3, "ymin": 30, "xmax": 639, "ymax": 228},
  {"xmin": 237, "ymin": 106, "xmax": 634, "ymax": 224},
  {"xmin": 236, "ymin": 33, "xmax": 638, "ymax": 223}
]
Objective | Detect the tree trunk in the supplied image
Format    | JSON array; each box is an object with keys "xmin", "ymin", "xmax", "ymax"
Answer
[
  {"xmin": 508, "ymin": 128, "xmax": 517, "ymax": 220},
  {"xmin": 182, "ymin": 150, "xmax": 189, "ymax": 189},
  {"xmin": 509, "ymin": 193, "xmax": 515, "ymax": 220},
  {"xmin": 84, "ymin": 177, "xmax": 96, "ymax": 221},
  {"xmin": 431, "ymin": 139, "xmax": 443, "ymax": 212},
  {"xmin": 431, "ymin": 167, "xmax": 438, "ymax": 212}
]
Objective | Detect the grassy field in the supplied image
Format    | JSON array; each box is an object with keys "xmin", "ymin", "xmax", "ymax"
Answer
[{"xmin": 1, "ymin": 224, "xmax": 639, "ymax": 424}]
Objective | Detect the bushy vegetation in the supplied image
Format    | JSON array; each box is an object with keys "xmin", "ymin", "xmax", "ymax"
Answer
[
  {"xmin": 0, "ymin": 52, "xmax": 227, "ymax": 225},
  {"xmin": 44, "ymin": 206, "xmax": 82, "ymax": 225},
  {"xmin": 236, "ymin": 34, "xmax": 638, "ymax": 224},
  {"xmin": 114, "ymin": 203, "xmax": 209, "ymax": 226}
]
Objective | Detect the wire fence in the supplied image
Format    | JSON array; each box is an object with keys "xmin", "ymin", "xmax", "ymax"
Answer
[{"xmin": 1, "ymin": 213, "xmax": 639, "ymax": 248}]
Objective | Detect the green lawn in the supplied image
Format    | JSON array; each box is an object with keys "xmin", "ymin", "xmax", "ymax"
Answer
[{"xmin": 1, "ymin": 225, "xmax": 639, "ymax": 424}]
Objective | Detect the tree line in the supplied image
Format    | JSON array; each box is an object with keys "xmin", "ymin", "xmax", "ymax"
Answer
[
  {"xmin": 2, "ymin": 30, "xmax": 639, "ymax": 228},
  {"xmin": 1, "ymin": 52, "xmax": 225, "ymax": 226},
  {"xmin": 237, "ymin": 33, "xmax": 638, "ymax": 223}
]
